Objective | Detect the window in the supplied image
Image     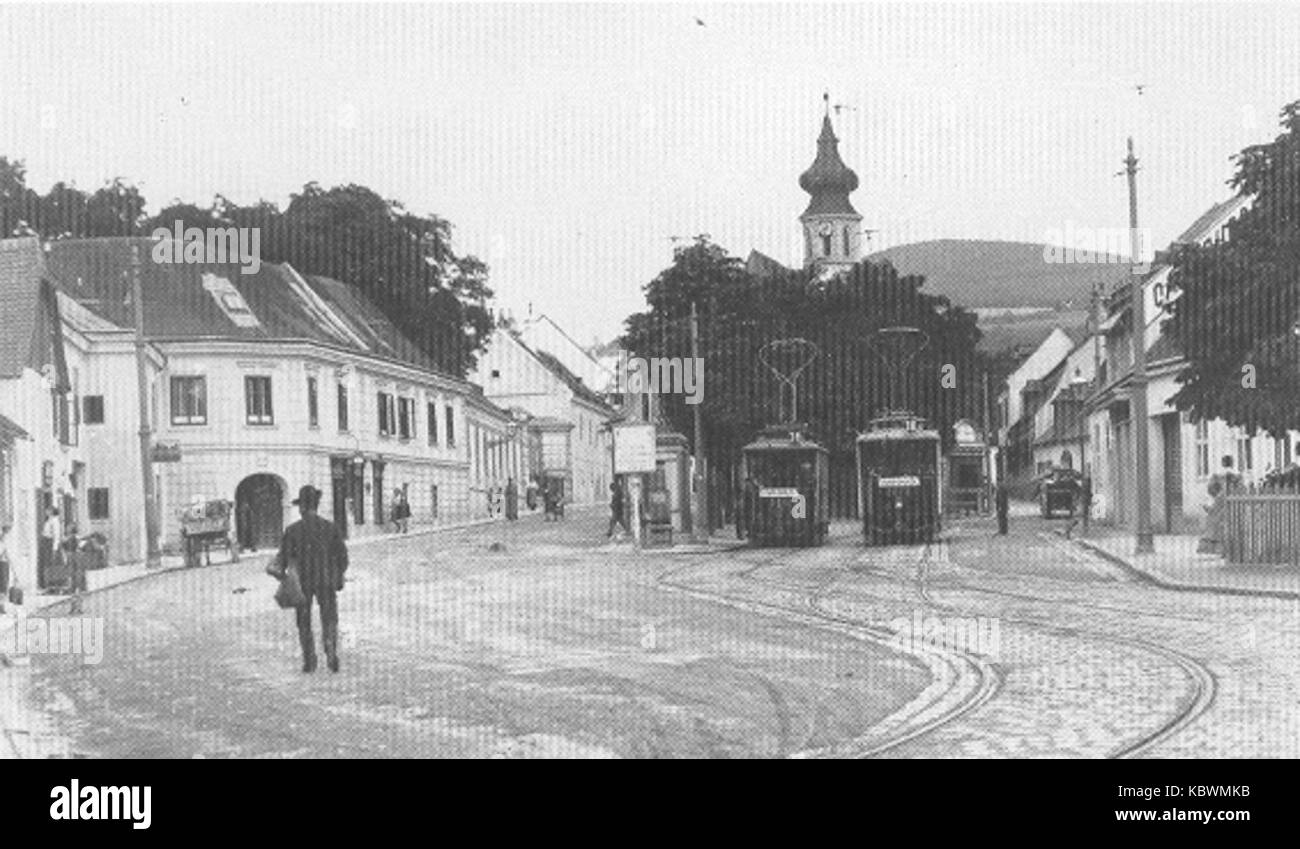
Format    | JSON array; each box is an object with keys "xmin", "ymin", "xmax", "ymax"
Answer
[
  {"xmin": 427, "ymin": 402, "xmax": 439, "ymax": 445},
  {"xmin": 377, "ymin": 392, "xmax": 396, "ymax": 436},
  {"xmin": 337, "ymin": 383, "xmax": 349, "ymax": 431},
  {"xmin": 1237, "ymin": 435, "xmax": 1254, "ymax": 473},
  {"xmin": 245, "ymin": 376, "xmax": 274, "ymax": 425},
  {"xmin": 398, "ymin": 397, "xmax": 413, "ymax": 440},
  {"xmin": 307, "ymin": 376, "xmax": 319, "ymax": 428},
  {"xmin": 445, "ymin": 404, "xmax": 455, "ymax": 446},
  {"xmin": 1195, "ymin": 419, "xmax": 1210, "ymax": 478},
  {"xmin": 83, "ymin": 395, "xmax": 105, "ymax": 425},
  {"xmin": 843, "ymin": 226, "xmax": 851, "ymax": 256},
  {"xmin": 171, "ymin": 376, "xmax": 207, "ymax": 425},
  {"xmin": 87, "ymin": 487, "xmax": 110, "ymax": 520},
  {"xmin": 430, "ymin": 484, "xmax": 439, "ymax": 519}
]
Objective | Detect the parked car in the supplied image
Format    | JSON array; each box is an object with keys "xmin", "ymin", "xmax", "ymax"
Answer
[{"xmin": 1037, "ymin": 468, "xmax": 1082, "ymax": 518}]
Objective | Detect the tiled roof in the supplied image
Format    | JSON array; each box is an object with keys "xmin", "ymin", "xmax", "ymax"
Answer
[
  {"xmin": 0, "ymin": 238, "xmax": 47, "ymax": 378},
  {"xmin": 42, "ymin": 237, "xmax": 453, "ymax": 377},
  {"xmin": 1174, "ymin": 195, "xmax": 1251, "ymax": 245},
  {"xmin": 0, "ymin": 411, "xmax": 29, "ymax": 442},
  {"xmin": 529, "ymin": 347, "xmax": 610, "ymax": 409},
  {"xmin": 1035, "ymin": 413, "xmax": 1087, "ymax": 448},
  {"xmin": 746, "ymin": 250, "xmax": 790, "ymax": 279}
]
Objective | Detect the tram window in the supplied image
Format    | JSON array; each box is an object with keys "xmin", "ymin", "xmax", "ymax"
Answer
[
  {"xmin": 747, "ymin": 455, "xmax": 802, "ymax": 487},
  {"xmin": 862, "ymin": 442, "xmax": 937, "ymax": 475}
]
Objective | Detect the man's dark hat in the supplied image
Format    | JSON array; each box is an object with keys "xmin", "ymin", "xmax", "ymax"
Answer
[{"xmin": 292, "ymin": 485, "xmax": 322, "ymax": 506}]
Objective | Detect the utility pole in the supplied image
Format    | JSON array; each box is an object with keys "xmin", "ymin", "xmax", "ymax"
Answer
[
  {"xmin": 983, "ymin": 369, "xmax": 993, "ymax": 512},
  {"xmin": 1125, "ymin": 138, "xmax": 1155, "ymax": 554},
  {"xmin": 131, "ymin": 246, "xmax": 161, "ymax": 569},
  {"xmin": 691, "ymin": 300, "xmax": 708, "ymax": 541}
]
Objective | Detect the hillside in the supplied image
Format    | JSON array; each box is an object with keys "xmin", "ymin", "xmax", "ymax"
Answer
[{"xmin": 869, "ymin": 239, "xmax": 1127, "ymax": 310}]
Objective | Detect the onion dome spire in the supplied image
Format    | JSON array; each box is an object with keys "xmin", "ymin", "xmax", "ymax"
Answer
[{"xmin": 798, "ymin": 94, "xmax": 860, "ymax": 217}]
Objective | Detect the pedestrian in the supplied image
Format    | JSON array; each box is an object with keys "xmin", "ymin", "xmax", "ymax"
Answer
[
  {"xmin": 490, "ymin": 484, "xmax": 503, "ymax": 518},
  {"xmin": 525, "ymin": 477, "xmax": 539, "ymax": 511},
  {"xmin": 1079, "ymin": 473, "xmax": 1093, "ymax": 533},
  {"xmin": 237, "ymin": 498, "xmax": 255, "ymax": 551},
  {"xmin": 273, "ymin": 485, "xmax": 349, "ymax": 673},
  {"xmin": 607, "ymin": 481, "xmax": 629, "ymax": 538},
  {"xmin": 39, "ymin": 506, "xmax": 60, "ymax": 589},
  {"xmin": 391, "ymin": 488, "xmax": 410, "ymax": 533},
  {"xmin": 543, "ymin": 481, "xmax": 559, "ymax": 522},
  {"xmin": 1198, "ymin": 455, "xmax": 1243, "ymax": 555},
  {"xmin": 505, "ymin": 477, "xmax": 519, "ymax": 521},
  {"xmin": 995, "ymin": 482, "xmax": 1009, "ymax": 535},
  {"xmin": 0, "ymin": 523, "xmax": 11, "ymax": 615},
  {"xmin": 66, "ymin": 525, "xmax": 88, "ymax": 614}
]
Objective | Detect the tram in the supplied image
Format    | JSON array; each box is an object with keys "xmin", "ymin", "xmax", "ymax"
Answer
[
  {"xmin": 857, "ymin": 411, "xmax": 943, "ymax": 545},
  {"xmin": 739, "ymin": 425, "xmax": 830, "ymax": 547}
]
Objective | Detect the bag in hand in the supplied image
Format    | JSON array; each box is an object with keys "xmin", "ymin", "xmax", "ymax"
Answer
[{"xmin": 272, "ymin": 559, "xmax": 307, "ymax": 609}]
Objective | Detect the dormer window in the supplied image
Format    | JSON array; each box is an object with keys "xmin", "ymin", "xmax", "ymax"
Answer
[{"xmin": 202, "ymin": 273, "xmax": 259, "ymax": 328}]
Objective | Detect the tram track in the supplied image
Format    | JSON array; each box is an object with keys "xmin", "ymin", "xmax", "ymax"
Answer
[
  {"xmin": 656, "ymin": 532, "xmax": 1218, "ymax": 758},
  {"xmin": 651, "ymin": 546, "xmax": 1001, "ymax": 759},
  {"xmin": 917, "ymin": 538, "xmax": 1218, "ymax": 759}
]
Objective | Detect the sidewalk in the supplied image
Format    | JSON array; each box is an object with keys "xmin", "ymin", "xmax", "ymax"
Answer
[
  {"xmin": 1072, "ymin": 530, "xmax": 1300, "ymax": 600},
  {"xmin": 0, "ymin": 510, "xmax": 528, "ymax": 758},
  {"xmin": 2, "ymin": 513, "xmax": 506, "ymax": 623}
]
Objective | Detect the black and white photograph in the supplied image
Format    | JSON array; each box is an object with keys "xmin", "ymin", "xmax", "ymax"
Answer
[{"xmin": 0, "ymin": 0, "xmax": 1297, "ymax": 798}]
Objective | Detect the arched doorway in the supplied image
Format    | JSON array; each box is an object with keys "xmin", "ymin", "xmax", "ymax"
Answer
[{"xmin": 235, "ymin": 474, "xmax": 284, "ymax": 551}]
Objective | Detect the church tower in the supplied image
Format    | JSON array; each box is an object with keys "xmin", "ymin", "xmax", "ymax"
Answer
[{"xmin": 799, "ymin": 95, "xmax": 863, "ymax": 276}]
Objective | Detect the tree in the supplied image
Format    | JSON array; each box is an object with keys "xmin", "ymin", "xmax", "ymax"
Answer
[
  {"xmin": 621, "ymin": 238, "xmax": 989, "ymax": 517},
  {"xmin": 0, "ymin": 152, "xmax": 494, "ymax": 375},
  {"xmin": 1165, "ymin": 99, "xmax": 1300, "ymax": 435},
  {"xmin": 0, "ymin": 157, "xmax": 42, "ymax": 237}
]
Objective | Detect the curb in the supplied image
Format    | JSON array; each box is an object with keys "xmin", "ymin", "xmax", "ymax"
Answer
[{"xmin": 1071, "ymin": 537, "xmax": 1300, "ymax": 601}]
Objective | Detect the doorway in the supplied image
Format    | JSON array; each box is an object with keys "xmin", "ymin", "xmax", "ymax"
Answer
[
  {"xmin": 235, "ymin": 474, "xmax": 284, "ymax": 551},
  {"xmin": 330, "ymin": 457, "xmax": 350, "ymax": 539}
]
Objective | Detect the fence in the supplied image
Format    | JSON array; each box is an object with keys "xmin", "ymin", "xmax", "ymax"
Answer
[{"xmin": 1224, "ymin": 479, "xmax": 1300, "ymax": 565}]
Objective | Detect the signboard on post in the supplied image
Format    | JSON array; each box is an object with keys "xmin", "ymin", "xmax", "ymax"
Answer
[{"xmin": 613, "ymin": 423, "xmax": 656, "ymax": 474}]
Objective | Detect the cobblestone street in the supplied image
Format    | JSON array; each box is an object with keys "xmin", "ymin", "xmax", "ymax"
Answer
[{"xmin": 4, "ymin": 507, "xmax": 1298, "ymax": 758}]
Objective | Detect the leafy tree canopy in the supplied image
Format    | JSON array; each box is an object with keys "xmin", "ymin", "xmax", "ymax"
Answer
[
  {"xmin": 0, "ymin": 159, "xmax": 492, "ymax": 375},
  {"xmin": 1165, "ymin": 100, "xmax": 1300, "ymax": 435},
  {"xmin": 621, "ymin": 237, "xmax": 990, "ymax": 463}
]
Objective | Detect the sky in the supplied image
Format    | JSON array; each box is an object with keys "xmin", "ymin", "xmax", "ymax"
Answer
[{"xmin": 1, "ymin": 2, "xmax": 1297, "ymax": 344}]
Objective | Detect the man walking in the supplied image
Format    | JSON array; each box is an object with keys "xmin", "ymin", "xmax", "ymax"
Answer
[
  {"xmin": 40, "ymin": 506, "xmax": 61, "ymax": 589},
  {"xmin": 606, "ymin": 480, "xmax": 629, "ymax": 538},
  {"xmin": 0, "ymin": 523, "xmax": 11, "ymax": 614},
  {"xmin": 505, "ymin": 478, "xmax": 519, "ymax": 521},
  {"xmin": 275, "ymin": 485, "xmax": 349, "ymax": 673}
]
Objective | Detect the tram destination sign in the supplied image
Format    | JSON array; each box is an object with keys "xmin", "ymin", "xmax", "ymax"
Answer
[{"xmin": 878, "ymin": 475, "xmax": 920, "ymax": 488}]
